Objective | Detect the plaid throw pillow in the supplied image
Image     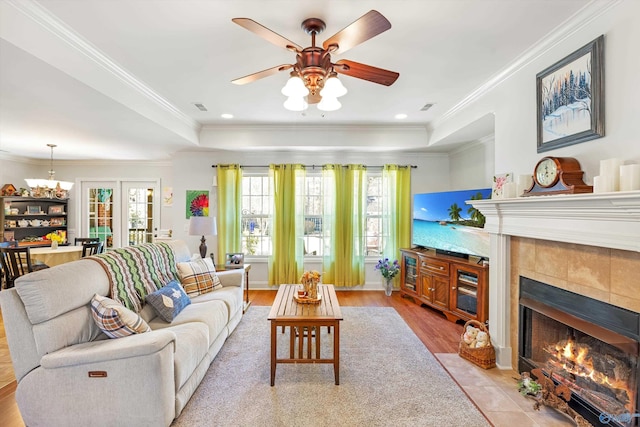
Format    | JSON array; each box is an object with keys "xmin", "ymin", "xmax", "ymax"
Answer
[
  {"xmin": 177, "ymin": 257, "xmax": 222, "ymax": 297},
  {"xmin": 145, "ymin": 280, "xmax": 191, "ymax": 322},
  {"xmin": 90, "ymin": 294, "xmax": 151, "ymax": 339}
]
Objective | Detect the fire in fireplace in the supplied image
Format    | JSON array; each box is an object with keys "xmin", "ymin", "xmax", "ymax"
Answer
[{"xmin": 519, "ymin": 277, "xmax": 640, "ymax": 427}]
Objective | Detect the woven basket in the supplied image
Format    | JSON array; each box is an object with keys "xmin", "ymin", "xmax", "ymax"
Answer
[{"xmin": 458, "ymin": 319, "xmax": 496, "ymax": 369}]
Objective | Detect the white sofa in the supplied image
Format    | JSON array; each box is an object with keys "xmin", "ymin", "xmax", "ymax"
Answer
[{"xmin": 0, "ymin": 240, "xmax": 244, "ymax": 427}]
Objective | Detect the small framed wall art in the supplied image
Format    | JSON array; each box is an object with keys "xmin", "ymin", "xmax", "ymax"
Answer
[{"xmin": 536, "ymin": 35, "xmax": 604, "ymax": 153}]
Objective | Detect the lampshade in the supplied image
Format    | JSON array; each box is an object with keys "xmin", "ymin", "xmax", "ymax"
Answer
[
  {"xmin": 320, "ymin": 75, "xmax": 347, "ymax": 98},
  {"xmin": 189, "ymin": 216, "xmax": 217, "ymax": 236},
  {"xmin": 283, "ymin": 96, "xmax": 309, "ymax": 112},
  {"xmin": 317, "ymin": 96, "xmax": 341, "ymax": 112},
  {"xmin": 281, "ymin": 75, "xmax": 309, "ymax": 97},
  {"xmin": 25, "ymin": 144, "xmax": 74, "ymax": 196}
]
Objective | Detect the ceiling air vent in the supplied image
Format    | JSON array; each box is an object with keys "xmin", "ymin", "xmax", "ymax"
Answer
[
  {"xmin": 420, "ymin": 103, "xmax": 435, "ymax": 112},
  {"xmin": 193, "ymin": 103, "xmax": 208, "ymax": 112}
]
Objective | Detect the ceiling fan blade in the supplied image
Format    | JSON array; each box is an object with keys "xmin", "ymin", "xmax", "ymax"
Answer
[
  {"xmin": 232, "ymin": 64, "xmax": 292, "ymax": 85},
  {"xmin": 232, "ymin": 18, "xmax": 303, "ymax": 52},
  {"xmin": 334, "ymin": 60, "xmax": 399, "ymax": 86},
  {"xmin": 322, "ymin": 10, "xmax": 391, "ymax": 55}
]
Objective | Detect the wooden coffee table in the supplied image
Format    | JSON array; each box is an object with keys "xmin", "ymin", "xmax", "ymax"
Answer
[{"xmin": 268, "ymin": 284, "xmax": 343, "ymax": 386}]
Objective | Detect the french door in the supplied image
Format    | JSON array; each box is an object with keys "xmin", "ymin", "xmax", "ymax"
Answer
[{"xmin": 79, "ymin": 180, "xmax": 159, "ymax": 249}]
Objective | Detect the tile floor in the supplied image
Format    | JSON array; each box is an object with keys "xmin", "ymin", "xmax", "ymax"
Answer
[{"xmin": 437, "ymin": 353, "xmax": 576, "ymax": 427}]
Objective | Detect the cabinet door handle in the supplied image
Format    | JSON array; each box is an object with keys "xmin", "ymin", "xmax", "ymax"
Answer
[{"xmin": 452, "ymin": 287, "xmax": 456, "ymax": 290}]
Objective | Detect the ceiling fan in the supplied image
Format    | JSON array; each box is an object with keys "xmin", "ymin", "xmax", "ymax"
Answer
[{"xmin": 231, "ymin": 10, "xmax": 399, "ymax": 111}]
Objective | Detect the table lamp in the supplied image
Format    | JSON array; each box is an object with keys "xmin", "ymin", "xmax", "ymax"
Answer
[{"xmin": 188, "ymin": 216, "xmax": 217, "ymax": 259}]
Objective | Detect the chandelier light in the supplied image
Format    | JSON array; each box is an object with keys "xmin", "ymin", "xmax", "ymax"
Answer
[{"xmin": 25, "ymin": 144, "xmax": 73, "ymax": 198}]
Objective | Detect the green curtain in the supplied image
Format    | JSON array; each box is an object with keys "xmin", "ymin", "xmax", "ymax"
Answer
[
  {"xmin": 268, "ymin": 164, "xmax": 305, "ymax": 285},
  {"xmin": 322, "ymin": 164, "xmax": 366, "ymax": 287},
  {"xmin": 382, "ymin": 164, "xmax": 412, "ymax": 288},
  {"xmin": 216, "ymin": 165, "xmax": 243, "ymax": 267}
]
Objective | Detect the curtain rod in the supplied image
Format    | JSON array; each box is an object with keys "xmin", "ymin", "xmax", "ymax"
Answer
[{"xmin": 211, "ymin": 164, "xmax": 417, "ymax": 169}]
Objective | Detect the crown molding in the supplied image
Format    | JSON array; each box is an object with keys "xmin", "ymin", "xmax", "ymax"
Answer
[
  {"xmin": 199, "ymin": 124, "xmax": 428, "ymax": 132},
  {"xmin": 449, "ymin": 133, "xmax": 495, "ymax": 156},
  {"xmin": 5, "ymin": 0, "xmax": 200, "ymax": 132},
  {"xmin": 433, "ymin": 0, "xmax": 622, "ymax": 128}
]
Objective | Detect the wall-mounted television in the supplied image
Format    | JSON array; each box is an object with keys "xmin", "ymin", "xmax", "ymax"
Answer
[{"xmin": 412, "ymin": 188, "xmax": 492, "ymax": 259}]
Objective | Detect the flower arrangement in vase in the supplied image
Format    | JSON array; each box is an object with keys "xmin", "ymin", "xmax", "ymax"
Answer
[
  {"xmin": 375, "ymin": 258, "xmax": 400, "ymax": 296},
  {"xmin": 300, "ymin": 270, "xmax": 321, "ymax": 299}
]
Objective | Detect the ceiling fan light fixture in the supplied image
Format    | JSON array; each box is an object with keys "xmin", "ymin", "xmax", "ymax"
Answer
[
  {"xmin": 317, "ymin": 96, "xmax": 341, "ymax": 112},
  {"xmin": 320, "ymin": 74, "xmax": 347, "ymax": 98},
  {"xmin": 281, "ymin": 75, "xmax": 309, "ymax": 97},
  {"xmin": 284, "ymin": 95, "xmax": 309, "ymax": 111}
]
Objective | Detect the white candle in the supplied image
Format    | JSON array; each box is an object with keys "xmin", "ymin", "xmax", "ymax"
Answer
[
  {"xmin": 593, "ymin": 175, "xmax": 615, "ymax": 193},
  {"xmin": 517, "ymin": 174, "xmax": 533, "ymax": 196},
  {"xmin": 619, "ymin": 164, "xmax": 640, "ymax": 191},
  {"xmin": 599, "ymin": 158, "xmax": 622, "ymax": 191},
  {"xmin": 503, "ymin": 182, "xmax": 517, "ymax": 198}
]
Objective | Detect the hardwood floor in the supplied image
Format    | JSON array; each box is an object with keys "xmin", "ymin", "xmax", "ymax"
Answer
[{"xmin": 0, "ymin": 290, "xmax": 464, "ymax": 426}]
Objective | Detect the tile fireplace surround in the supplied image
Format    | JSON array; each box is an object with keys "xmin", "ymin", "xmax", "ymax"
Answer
[{"xmin": 471, "ymin": 192, "xmax": 640, "ymax": 368}]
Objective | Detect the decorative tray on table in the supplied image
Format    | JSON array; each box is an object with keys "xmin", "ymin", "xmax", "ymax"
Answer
[{"xmin": 293, "ymin": 294, "xmax": 322, "ymax": 304}]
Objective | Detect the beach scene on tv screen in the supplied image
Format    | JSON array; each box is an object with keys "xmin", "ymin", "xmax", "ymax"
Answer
[{"xmin": 412, "ymin": 188, "xmax": 491, "ymax": 258}]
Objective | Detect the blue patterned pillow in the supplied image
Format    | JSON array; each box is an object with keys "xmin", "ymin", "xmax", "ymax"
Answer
[{"xmin": 145, "ymin": 280, "xmax": 191, "ymax": 322}]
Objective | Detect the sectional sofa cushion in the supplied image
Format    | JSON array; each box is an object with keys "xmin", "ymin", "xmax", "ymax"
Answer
[
  {"xmin": 177, "ymin": 257, "xmax": 222, "ymax": 297},
  {"xmin": 145, "ymin": 280, "xmax": 191, "ymax": 322},
  {"xmin": 90, "ymin": 294, "xmax": 151, "ymax": 338}
]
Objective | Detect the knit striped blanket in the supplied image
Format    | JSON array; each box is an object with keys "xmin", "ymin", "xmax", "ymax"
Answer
[{"xmin": 88, "ymin": 242, "xmax": 179, "ymax": 312}]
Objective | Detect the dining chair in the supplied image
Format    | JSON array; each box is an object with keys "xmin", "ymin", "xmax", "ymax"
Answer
[
  {"xmin": 0, "ymin": 246, "xmax": 50, "ymax": 289},
  {"xmin": 81, "ymin": 241, "xmax": 104, "ymax": 257},
  {"xmin": 0, "ymin": 241, "xmax": 14, "ymax": 289},
  {"xmin": 75, "ymin": 237, "xmax": 100, "ymax": 246}
]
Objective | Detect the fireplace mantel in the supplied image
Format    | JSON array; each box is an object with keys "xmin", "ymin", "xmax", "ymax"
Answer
[
  {"xmin": 469, "ymin": 191, "xmax": 640, "ymax": 368},
  {"xmin": 470, "ymin": 191, "xmax": 640, "ymax": 252}
]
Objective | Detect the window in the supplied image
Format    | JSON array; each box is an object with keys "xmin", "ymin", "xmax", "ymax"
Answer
[
  {"xmin": 365, "ymin": 175, "xmax": 383, "ymax": 256},
  {"xmin": 241, "ymin": 175, "xmax": 272, "ymax": 255},
  {"xmin": 127, "ymin": 187, "xmax": 154, "ymax": 246},
  {"xmin": 240, "ymin": 171, "xmax": 385, "ymax": 257},
  {"xmin": 302, "ymin": 174, "xmax": 323, "ymax": 256}
]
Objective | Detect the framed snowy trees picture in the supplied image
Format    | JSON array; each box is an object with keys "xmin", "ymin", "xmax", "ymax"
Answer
[{"xmin": 536, "ymin": 35, "xmax": 604, "ymax": 153}]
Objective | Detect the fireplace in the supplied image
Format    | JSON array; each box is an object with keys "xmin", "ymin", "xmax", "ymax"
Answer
[{"xmin": 518, "ymin": 276, "xmax": 640, "ymax": 426}]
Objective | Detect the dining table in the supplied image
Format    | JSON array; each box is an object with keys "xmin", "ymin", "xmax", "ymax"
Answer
[{"xmin": 29, "ymin": 245, "xmax": 83, "ymax": 267}]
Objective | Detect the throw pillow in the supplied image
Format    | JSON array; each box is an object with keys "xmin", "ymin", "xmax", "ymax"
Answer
[
  {"xmin": 176, "ymin": 257, "xmax": 222, "ymax": 297},
  {"xmin": 90, "ymin": 294, "xmax": 151, "ymax": 339},
  {"xmin": 145, "ymin": 280, "xmax": 191, "ymax": 322}
]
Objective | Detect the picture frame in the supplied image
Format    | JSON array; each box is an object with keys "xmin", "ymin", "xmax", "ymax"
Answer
[
  {"xmin": 48, "ymin": 205, "xmax": 65, "ymax": 215},
  {"xmin": 225, "ymin": 253, "xmax": 244, "ymax": 269},
  {"xmin": 49, "ymin": 217, "xmax": 65, "ymax": 226},
  {"xmin": 536, "ymin": 35, "xmax": 604, "ymax": 153},
  {"xmin": 27, "ymin": 205, "xmax": 41, "ymax": 215}
]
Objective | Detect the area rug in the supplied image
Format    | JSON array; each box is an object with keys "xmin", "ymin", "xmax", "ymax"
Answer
[{"xmin": 172, "ymin": 306, "xmax": 489, "ymax": 426}]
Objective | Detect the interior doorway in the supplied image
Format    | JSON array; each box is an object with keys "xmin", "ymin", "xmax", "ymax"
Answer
[{"xmin": 79, "ymin": 180, "xmax": 159, "ymax": 249}]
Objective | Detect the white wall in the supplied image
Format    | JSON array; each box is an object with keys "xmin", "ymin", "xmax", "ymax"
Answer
[
  {"xmin": 431, "ymin": 0, "xmax": 640, "ymax": 182},
  {"xmin": 449, "ymin": 136, "xmax": 495, "ymax": 190},
  {"xmin": 0, "ymin": 154, "xmax": 40, "ymax": 194},
  {"xmin": 171, "ymin": 148, "xmax": 452, "ymax": 288}
]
